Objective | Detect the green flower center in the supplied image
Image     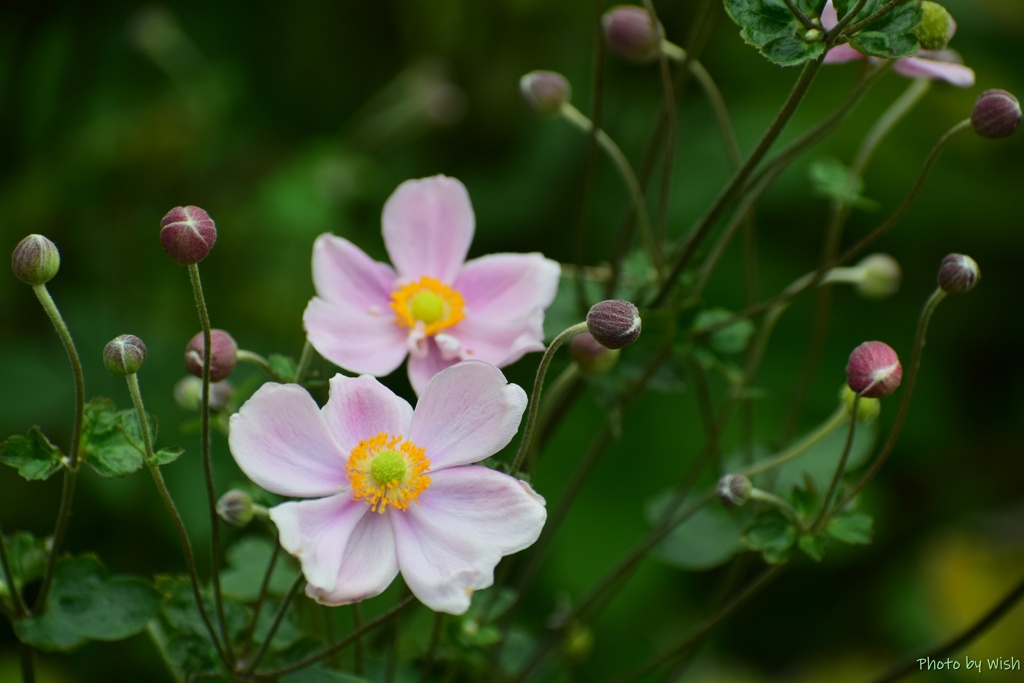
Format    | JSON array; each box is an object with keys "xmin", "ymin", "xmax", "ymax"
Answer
[
  {"xmin": 370, "ymin": 449, "xmax": 407, "ymax": 486},
  {"xmin": 410, "ymin": 291, "xmax": 446, "ymax": 325}
]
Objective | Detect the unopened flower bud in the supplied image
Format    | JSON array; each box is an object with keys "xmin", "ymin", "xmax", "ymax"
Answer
[
  {"xmin": 717, "ymin": 474, "xmax": 752, "ymax": 508},
  {"xmin": 586, "ymin": 300, "xmax": 641, "ymax": 350},
  {"xmin": 185, "ymin": 329, "xmax": 238, "ymax": 381},
  {"xmin": 913, "ymin": 1, "xmax": 953, "ymax": 51},
  {"xmin": 216, "ymin": 490, "xmax": 254, "ymax": 527},
  {"xmin": 971, "ymin": 89, "xmax": 1022, "ymax": 139},
  {"xmin": 160, "ymin": 205, "xmax": 217, "ymax": 265},
  {"xmin": 103, "ymin": 335, "xmax": 147, "ymax": 375},
  {"xmin": 602, "ymin": 5, "xmax": 663, "ymax": 63},
  {"xmin": 174, "ymin": 376, "xmax": 233, "ymax": 411},
  {"xmin": 570, "ymin": 332, "xmax": 621, "ymax": 375},
  {"xmin": 12, "ymin": 234, "xmax": 60, "ymax": 286},
  {"xmin": 856, "ymin": 253, "xmax": 902, "ymax": 300},
  {"xmin": 838, "ymin": 384, "xmax": 881, "ymax": 422},
  {"xmin": 845, "ymin": 341, "xmax": 902, "ymax": 398},
  {"xmin": 937, "ymin": 253, "xmax": 980, "ymax": 294},
  {"xmin": 520, "ymin": 71, "xmax": 571, "ymax": 117}
]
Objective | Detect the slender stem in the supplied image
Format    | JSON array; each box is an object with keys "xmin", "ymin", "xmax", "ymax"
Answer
[
  {"xmin": 811, "ymin": 395, "xmax": 860, "ymax": 531},
  {"xmin": 243, "ymin": 542, "xmax": 282, "ymax": 651},
  {"xmin": 525, "ymin": 363, "xmax": 580, "ymax": 474},
  {"xmin": 295, "ymin": 340, "xmax": 315, "ymax": 385},
  {"xmin": 245, "ymin": 573, "xmax": 305, "ymax": 674},
  {"xmin": 30, "ymin": 283, "xmax": 85, "ymax": 613},
  {"xmin": 18, "ymin": 641, "xmax": 36, "ymax": 683},
  {"xmin": 420, "ymin": 612, "xmax": 444, "ymax": 683},
  {"xmin": 869, "ymin": 572, "xmax": 1024, "ymax": 683},
  {"xmin": 829, "ymin": 0, "xmax": 870, "ymax": 39},
  {"xmin": 782, "ymin": 0, "xmax": 816, "ymax": 31},
  {"xmin": 559, "ymin": 103, "xmax": 662, "ymax": 280},
  {"xmin": 843, "ymin": 0, "xmax": 901, "ymax": 36},
  {"xmin": 235, "ymin": 349, "xmax": 273, "ymax": 377},
  {"xmin": 0, "ymin": 520, "xmax": 28, "ymax": 619},
  {"xmin": 741, "ymin": 408, "xmax": 848, "ymax": 478},
  {"xmin": 130, "ymin": 376, "xmax": 228, "ymax": 666},
  {"xmin": 749, "ymin": 489, "xmax": 806, "ymax": 531},
  {"xmin": 644, "ymin": 0, "xmax": 678, "ymax": 264},
  {"xmin": 509, "ymin": 322, "xmax": 589, "ymax": 475},
  {"xmin": 187, "ymin": 264, "xmax": 233, "ymax": 663},
  {"xmin": 352, "ymin": 603, "xmax": 364, "ymax": 674},
  {"xmin": 255, "ymin": 595, "xmax": 416, "ymax": 678}
]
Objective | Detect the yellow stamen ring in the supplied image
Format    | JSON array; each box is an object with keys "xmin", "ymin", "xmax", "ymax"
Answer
[
  {"xmin": 347, "ymin": 432, "xmax": 431, "ymax": 513},
  {"xmin": 390, "ymin": 276, "xmax": 465, "ymax": 336}
]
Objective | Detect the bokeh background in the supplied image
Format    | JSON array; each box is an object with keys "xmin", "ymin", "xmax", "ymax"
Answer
[{"xmin": 2, "ymin": 1, "xmax": 1023, "ymax": 681}]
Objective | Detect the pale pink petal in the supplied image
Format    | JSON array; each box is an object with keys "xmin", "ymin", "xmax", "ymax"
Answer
[
  {"xmin": 270, "ymin": 495, "xmax": 393, "ymax": 598},
  {"xmin": 228, "ymin": 383, "xmax": 347, "ymax": 497},
  {"xmin": 448, "ymin": 313, "xmax": 546, "ymax": 367},
  {"xmin": 303, "ymin": 511, "xmax": 399, "ymax": 606},
  {"xmin": 303, "ymin": 296, "xmax": 409, "ymax": 376},
  {"xmin": 321, "ymin": 374, "xmax": 414, "ymax": 453},
  {"xmin": 392, "ymin": 467, "xmax": 546, "ymax": 614},
  {"xmin": 311, "ymin": 233, "xmax": 397, "ymax": 313},
  {"xmin": 824, "ymin": 44, "xmax": 864, "ymax": 64},
  {"xmin": 407, "ymin": 340, "xmax": 459, "ymax": 396},
  {"xmin": 382, "ymin": 175, "xmax": 475, "ymax": 283},
  {"xmin": 893, "ymin": 55, "xmax": 975, "ymax": 87},
  {"xmin": 409, "ymin": 360, "xmax": 527, "ymax": 470},
  {"xmin": 454, "ymin": 253, "xmax": 560, "ymax": 323},
  {"xmin": 821, "ymin": 0, "xmax": 838, "ymax": 30}
]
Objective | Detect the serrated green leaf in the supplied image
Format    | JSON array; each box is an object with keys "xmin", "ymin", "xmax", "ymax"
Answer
[
  {"xmin": 809, "ymin": 157, "xmax": 879, "ymax": 210},
  {"xmin": 79, "ymin": 398, "xmax": 151, "ymax": 477},
  {"xmin": 798, "ymin": 534, "xmax": 827, "ymax": 562},
  {"xmin": 790, "ymin": 485, "xmax": 819, "ymax": 521},
  {"xmin": 269, "ymin": 354, "xmax": 299, "ymax": 383},
  {"xmin": 151, "ymin": 446, "xmax": 185, "ymax": 466},
  {"xmin": 692, "ymin": 308, "xmax": 756, "ymax": 355},
  {"xmin": 743, "ymin": 510, "xmax": 796, "ymax": 564},
  {"xmin": 647, "ymin": 491, "xmax": 746, "ymax": 571},
  {"xmin": 15, "ymin": 555, "xmax": 160, "ymax": 651},
  {"xmin": 0, "ymin": 427, "xmax": 64, "ymax": 480},
  {"xmin": 220, "ymin": 537, "xmax": 296, "ymax": 602},
  {"xmin": 0, "ymin": 532, "xmax": 48, "ymax": 597},
  {"xmin": 837, "ymin": 0, "xmax": 923, "ymax": 60},
  {"xmin": 725, "ymin": 0, "xmax": 828, "ymax": 66},
  {"xmin": 827, "ymin": 512, "xmax": 874, "ymax": 545},
  {"xmin": 156, "ymin": 575, "xmax": 248, "ymax": 644}
]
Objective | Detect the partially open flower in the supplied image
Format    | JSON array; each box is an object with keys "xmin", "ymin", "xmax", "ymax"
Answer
[
  {"xmin": 185, "ymin": 329, "xmax": 238, "ymax": 381},
  {"xmin": 602, "ymin": 5, "xmax": 663, "ymax": 63},
  {"xmin": 160, "ymin": 205, "xmax": 217, "ymax": 266},
  {"xmin": 845, "ymin": 341, "xmax": 902, "ymax": 398},
  {"xmin": 12, "ymin": 234, "xmax": 60, "ymax": 286},
  {"xmin": 971, "ymin": 90, "xmax": 1022, "ymax": 139},
  {"xmin": 586, "ymin": 300, "xmax": 641, "ymax": 350},
  {"xmin": 103, "ymin": 335, "xmax": 148, "ymax": 376},
  {"xmin": 519, "ymin": 71, "xmax": 572, "ymax": 117},
  {"xmin": 937, "ymin": 253, "xmax": 980, "ymax": 294}
]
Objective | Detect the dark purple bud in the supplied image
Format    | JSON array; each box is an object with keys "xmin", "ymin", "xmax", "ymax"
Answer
[
  {"xmin": 185, "ymin": 329, "xmax": 238, "ymax": 381},
  {"xmin": 602, "ymin": 5, "xmax": 662, "ymax": 63},
  {"xmin": 937, "ymin": 253, "xmax": 980, "ymax": 294},
  {"xmin": 846, "ymin": 341, "xmax": 902, "ymax": 398},
  {"xmin": 520, "ymin": 71, "xmax": 571, "ymax": 117},
  {"xmin": 717, "ymin": 474, "xmax": 752, "ymax": 508},
  {"xmin": 586, "ymin": 300, "xmax": 641, "ymax": 350},
  {"xmin": 160, "ymin": 205, "xmax": 217, "ymax": 265},
  {"xmin": 103, "ymin": 334, "xmax": 148, "ymax": 376},
  {"xmin": 971, "ymin": 89, "xmax": 1021, "ymax": 139},
  {"xmin": 12, "ymin": 234, "xmax": 60, "ymax": 286}
]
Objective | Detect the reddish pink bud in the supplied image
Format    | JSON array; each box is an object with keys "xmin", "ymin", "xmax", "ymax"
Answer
[
  {"xmin": 845, "ymin": 341, "xmax": 902, "ymax": 398},
  {"xmin": 160, "ymin": 205, "xmax": 217, "ymax": 265},
  {"xmin": 602, "ymin": 5, "xmax": 662, "ymax": 63},
  {"xmin": 185, "ymin": 329, "xmax": 238, "ymax": 381}
]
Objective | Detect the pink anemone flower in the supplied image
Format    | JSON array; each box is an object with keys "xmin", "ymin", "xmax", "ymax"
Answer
[
  {"xmin": 822, "ymin": 1, "xmax": 974, "ymax": 87},
  {"xmin": 228, "ymin": 360, "xmax": 547, "ymax": 614},
  {"xmin": 303, "ymin": 175, "xmax": 561, "ymax": 395}
]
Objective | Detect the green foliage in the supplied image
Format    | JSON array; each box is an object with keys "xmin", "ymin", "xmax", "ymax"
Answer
[
  {"xmin": 743, "ymin": 510, "xmax": 797, "ymax": 564},
  {"xmin": 14, "ymin": 555, "xmax": 160, "ymax": 651},
  {"xmin": 809, "ymin": 157, "xmax": 878, "ymax": 210},
  {"xmin": 281, "ymin": 669, "xmax": 372, "ymax": 683},
  {"xmin": 79, "ymin": 398, "xmax": 151, "ymax": 477},
  {"xmin": 221, "ymin": 536, "xmax": 298, "ymax": 601},
  {"xmin": 270, "ymin": 354, "xmax": 300, "ymax": 383},
  {"xmin": 834, "ymin": 0, "xmax": 923, "ymax": 59},
  {"xmin": 150, "ymin": 445, "xmax": 185, "ymax": 466},
  {"xmin": 827, "ymin": 511, "xmax": 874, "ymax": 545},
  {"xmin": 772, "ymin": 418, "xmax": 877, "ymax": 494},
  {"xmin": 692, "ymin": 308, "xmax": 756, "ymax": 355},
  {"xmin": 0, "ymin": 531, "xmax": 48, "ymax": 598},
  {"xmin": 647, "ymin": 491, "xmax": 746, "ymax": 571},
  {"xmin": 724, "ymin": 0, "xmax": 828, "ymax": 66},
  {"xmin": 0, "ymin": 426, "xmax": 64, "ymax": 481}
]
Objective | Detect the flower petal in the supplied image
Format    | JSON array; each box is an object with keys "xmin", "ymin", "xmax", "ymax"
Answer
[
  {"xmin": 229, "ymin": 383, "xmax": 346, "ymax": 497},
  {"xmin": 382, "ymin": 176, "xmax": 474, "ymax": 283},
  {"xmin": 304, "ymin": 296, "xmax": 409, "ymax": 376},
  {"xmin": 303, "ymin": 511, "xmax": 399, "ymax": 606},
  {"xmin": 449, "ymin": 313, "xmax": 546, "ymax": 367},
  {"xmin": 454, "ymin": 253, "xmax": 560, "ymax": 323},
  {"xmin": 321, "ymin": 374, "xmax": 414, "ymax": 453},
  {"xmin": 271, "ymin": 495, "xmax": 397, "ymax": 601},
  {"xmin": 407, "ymin": 340, "xmax": 459, "ymax": 396},
  {"xmin": 893, "ymin": 55, "xmax": 975, "ymax": 87},
  {"xmin": 409, "ymin": 360, "xmax": 527, "ymax": 470},
  {"xmin": 311, "ymin": 233, "xmax": 397, "ymax": 312},
  {"xmin": 392, "ymin": 466, "xmax": 546, "ymax": 614},
  {"xmin": 824, "ymin": 44, "xmax": 864, "ymax": 64}
]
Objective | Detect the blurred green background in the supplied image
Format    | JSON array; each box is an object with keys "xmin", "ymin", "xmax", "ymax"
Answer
[{"xmin": 2, "ymin": 1, "xmax": 1023, "ymax": 681}]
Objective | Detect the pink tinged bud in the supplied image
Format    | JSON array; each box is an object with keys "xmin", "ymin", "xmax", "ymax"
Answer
[
  {"xmin": 717, "ymin": 473, "xmax": 752, "ymax": 508},
  {"xmin": 520, "ymin": 70, "xmax": 571, "ymax": 117},
  {"xmin": 160, "ymin": 205, "xmax": 217, "ymax": 265},
  {"xmin": 103, "ymin": 334, "xmax": 148, "ymax": 375},
  {"xmin": 570, "ymin": 331, "xmax": 621, "ymax": 375},
  {"xmin": 602, "ymin": 5, "xmax": 662, "ymax": 63},
  {"xmin": 185, "ymin": 329, "xmax": 238, "ymax": 381},
  {"xmin": 971, "ymin": 89, "xmax": 1022, "ymax": 139},
  {"xmin": 586, "ymin": 299, "xmax": 641, "ymax": 350},
  {"xmin": 937, "ymin": 253, "xmax": 980, "ymax": 294},
  {"xmin": 845, "ymin": 341, "xmax": 903, "ymax": 398},
  {"xmin": 12, "ymin": 234, "xmax": 60, "ymax": 286}
]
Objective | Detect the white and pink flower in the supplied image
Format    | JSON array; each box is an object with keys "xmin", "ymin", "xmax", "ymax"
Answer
[
  {"xmin": 228, "ymin": 360, "xmax": 546, "ymax": 615},
  {"xmin": 303, "ymin": 175, "xmax": 561, "ymax": 394},
  {"xmin": 822, "ymin": 1, "xmax": 974, "ymax": 87}
]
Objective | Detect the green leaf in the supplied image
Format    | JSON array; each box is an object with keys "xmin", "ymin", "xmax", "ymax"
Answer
[
  {"xmin": 269, "ymin": 354, "xmax": 299, "ymax": 383},
  {"xmin": 647, "ymin": 491, "xmax": 746, "ymax": 571},
  {"xmin": 156, "ymin": 575, "xmax": 248, "ymax": 644},
  {"xmin": 79, "ymin": 398, "xmax": 154, "ymax": 477},
  {"xmin": 827, "ymin": 512, "xmax": 874, "ymax": 545},
  {"xmin": 150, "ymin": 446, "xmax": 185, "ymax": 466},
  {"xmin": 692, "ymin": 308, "xmax": 756, "ymax": 355},
  {"xmin": 724, "ymin": 0, "xmax": 828, "ymax": 66},
  {"xmin": 282, "ymin": 669, "xmax": 371, "ymax": 683},
  {"xmin": 220, "ymin": 537, "xmax": 297, "ymax": 602},
  {"xmin": 15, "ymin": 555, "xmax": 160, "ymax": 651},
  {"xmin": 798, "ymin": 534, "xmax": 827, "ymax": 562},
  {"xmin": 0, "ymin": 427, "xmax": 64, "ymax": 481},
  {"xmin": 743, "ymin": 510, "xmax": 797, "ymax": 564},
  {"xmin": 836, "ymin": 0, "xmax": 923, "ymax": 59},
  {"xmin": 809, "ymin": 157, "xmax": 878, "ymax": 210},
  {"xmin": 0, "ymin": 532, "xmax": 48, "ymax": 597}
]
